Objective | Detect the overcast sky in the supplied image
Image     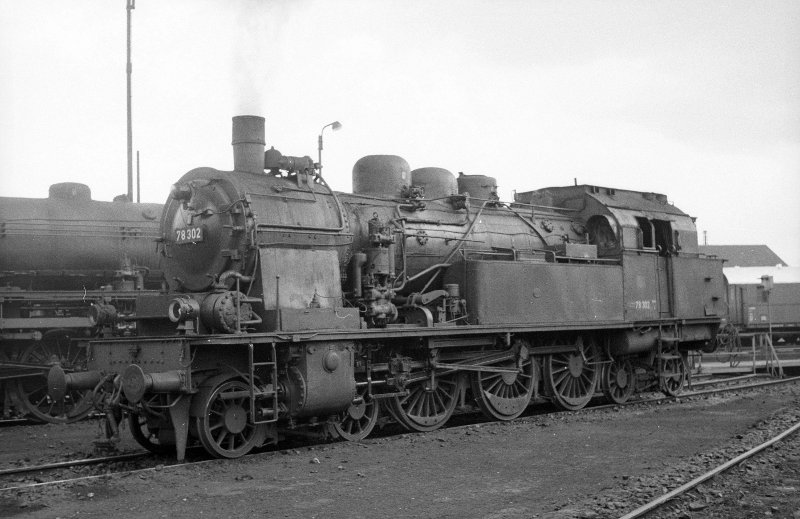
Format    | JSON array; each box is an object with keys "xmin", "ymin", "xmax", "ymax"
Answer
[{"xmin": 1, "ymin": 0, "xmax": 798, "ymax": 265}]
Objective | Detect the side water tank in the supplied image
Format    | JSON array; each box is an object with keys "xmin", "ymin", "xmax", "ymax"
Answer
[
  {"xmin": 352, "ymin": 155, "xmax": 411, "ymax": 197},
  {"xmin": 457, "ymin": 173, "xmax": 498, "ymax": 200},
  {"xmin": 411, "ymin": 167, "xmax": 457, "ymax": 199}
]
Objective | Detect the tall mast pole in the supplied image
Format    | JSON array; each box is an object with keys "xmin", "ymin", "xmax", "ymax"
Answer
[{"xmin": 126, "ymin": 0, "xmax": 135, "ymax": 201}]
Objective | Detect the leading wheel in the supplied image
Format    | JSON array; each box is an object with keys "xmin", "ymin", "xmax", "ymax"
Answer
[
  {"xmin": 543, "ymin": 336, "xmax": 599, "ymax": 411},
  {"xmin": 660, "ymin": 355, "xmax": 687, "ymax": 397},
  {"xmin": 471, "ymin": 343, "xmax": 536, "ymax": 421},
  {"xmin": 601, "ymin": 357, "xmax": 635, "ymax": 404},
  {"xmin": 128, "ymin": 394, "xmax": 175, "ymax": 455},
  {"xmin": 326, "ymin": 386, "xmax": 379, "ymax": 441},
  {"xmin": 195, "ymin": 378, "xmax": 267, "ymax": 459},
  {"xmin": 387, "ymin": 372, "xmax": 463, "ymax": 432},
  {"xmin": 13, "ymin": 331, "xmax": 93, "ymax": 423}
]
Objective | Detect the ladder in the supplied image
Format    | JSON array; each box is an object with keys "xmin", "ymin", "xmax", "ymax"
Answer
[
  {"xmin": 248, "ymin": 342, "xmax": 279, "ymax": 424},
  {"xmin": 657, "ymin": 323, "xmax": 685, "ymax": 391}
]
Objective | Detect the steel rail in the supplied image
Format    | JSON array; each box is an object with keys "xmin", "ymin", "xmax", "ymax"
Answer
[
  {"xmin": 0, "ymin": 459, "xmax": 190, "ymax": 493},
  {"xmin": 667, "ymin": 375, "xmax": 800, "ymax": 400},
  {"xmin": 0, "ymin": 452, "xmax": 149, "ymax": 478},
  {"xmin": 0, "ymin": 418, "xmax": 36, "ymax": 428},
  {"xmin": 618, "ymin": 420, "xmax": 800, "ymax": 519},
  {"xmin": 688, "ymin": 373, "xmax": 765, "ymax": 388},
  {"xmin": 581, "ymin": 375, "xmax": 800, "ymax": 415}
]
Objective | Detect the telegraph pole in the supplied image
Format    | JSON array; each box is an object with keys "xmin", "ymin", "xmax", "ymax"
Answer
[{"xmin": 126, "ymin": 0, "xmax": 135, "ymax": 201}]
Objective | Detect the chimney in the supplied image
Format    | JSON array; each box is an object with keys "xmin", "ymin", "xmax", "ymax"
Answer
[{"xmin": 232, "ymin": 115, "xmax": 265, "ymax": 174}]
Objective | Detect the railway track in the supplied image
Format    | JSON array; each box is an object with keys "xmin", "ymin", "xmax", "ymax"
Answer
[
  {"xmin": 0, "ymin": 376, "xmax": 800, "ymax": 492},
  {"xmin": 619, "ymin": 420, "xmax": 800, "ymax": 519},
  {"xmin": 2, "ymin": 374, "xmax": 798, "ymax": 492},
  {"xmin": 0, "ymin": 417, "xmax": 38, "ymax": 428}
]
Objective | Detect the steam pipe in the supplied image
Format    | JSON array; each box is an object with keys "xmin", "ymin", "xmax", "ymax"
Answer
[{"xmin": 351, "ymin": 252, "xmax": 367, "ymax": 298}]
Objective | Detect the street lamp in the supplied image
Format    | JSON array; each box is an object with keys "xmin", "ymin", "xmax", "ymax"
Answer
[{"xmin": 318, "ymin": 121, "xmax": 342, "ymax": 175}]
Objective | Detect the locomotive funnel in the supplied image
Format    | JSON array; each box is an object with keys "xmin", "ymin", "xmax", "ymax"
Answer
[{"xmin": 232, "ymin": 115, "xmax": 266, "ymax": 174}]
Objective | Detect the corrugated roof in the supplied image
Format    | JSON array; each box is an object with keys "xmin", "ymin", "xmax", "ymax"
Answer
[{"xmin": 699, "ymin": 245, "xmax": 786, "ymax": 267}]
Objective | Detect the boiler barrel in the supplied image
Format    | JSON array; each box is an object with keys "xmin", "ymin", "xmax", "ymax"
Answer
[{"xmin": 0, "ymin": 185, "xmax": 163, "ymax": 289}]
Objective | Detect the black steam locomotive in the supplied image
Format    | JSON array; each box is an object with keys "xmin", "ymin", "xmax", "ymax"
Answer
[
  {"xmin": 0, "ymin": 184, "xmax": 164, "ymax": 422},
  {"xmin": 50, "ymin": 116, "xmax": 725, "ymax": 459}
]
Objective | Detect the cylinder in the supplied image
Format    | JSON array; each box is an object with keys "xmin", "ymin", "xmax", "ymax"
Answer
[
  {"xmin": 352, "ymin": 155, "xmax": 411, "ymax": 197},
  {"xmin": 457, "ymin": 173, "xmax": 498, "ymax": 200},
  {"xmin": 232, "ymin": 115, "xmax": 266, "ymax": 174},
  {"xmin": 411, "ymin": 167, "xmax": 457, "ymax": 199}
]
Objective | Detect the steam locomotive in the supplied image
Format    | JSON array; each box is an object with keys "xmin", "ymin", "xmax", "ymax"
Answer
[
  {"xmin": 49, "ymin": 116, "xmax": 725, "ymax": 459},
  {"xmin": 0, "ymin": 184, "xmax": 164, "ymax": 422}
]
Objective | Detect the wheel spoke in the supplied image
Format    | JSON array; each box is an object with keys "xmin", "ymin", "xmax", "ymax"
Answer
[
  {"xmin": 471, "ymin": 346, "xmax": 536, "ymax": 421},
  {"xmin": 328, "ymin": 378, "xmax": 379, "ymax": 442},
  {"xmin": 390, "ymin": 372, "xmax": 462, "ymax": 432},
  {"xmin": 553, "ymin": 369, "xmax": 570, "ymax": 389},
  {"xmin": 545, "ymin": 338, "xmax": 598, "ymax": 411},
  {"xmin": 13, "ymin": 334, "xmax": 91, "ymax": 423},
  {"xmin": 196, "ymin": 379, "xmax": 265, "ymax": 459}
]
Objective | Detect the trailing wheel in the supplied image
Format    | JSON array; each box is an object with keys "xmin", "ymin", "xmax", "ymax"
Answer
[
  {"xmin": 13, "ymin": 331, "xmax": 92, "ymax": 423},
  {"xmin": 194, "ymin": 378, "xmax": 267, "ymax": 459},
  {"xmin": 601, "ymin": 357, "xmax": 635, "ymax": 404},
  {"xmin": 543, "ymin": 336, "xmax": 599, "ymax": 411},
  {"xmin": 326, "ymin": 385, "xmax": 379, "ymax": 441},
  {"xmin": 660, "ymin": 355, "xmax": 687, "ymax": 397},
  {"xmin": 387, "ymin": 371, "xmax": 463, "ymax": 432},
  {"xmin": 128, "ymin": 394, "xmax": 175, "ymax": 455},
  {"xmin": 471, "ymin": 343, "xmax": 536, "ymax": 420}
]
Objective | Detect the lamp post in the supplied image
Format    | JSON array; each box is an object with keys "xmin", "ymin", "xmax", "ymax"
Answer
[
  {"xmin": 126, "ymin": 0, "xmax": 135, "ymax": 202},
  {"xmin": 318, "ymin": 121, "xmax": 342, "ymax": 175}
]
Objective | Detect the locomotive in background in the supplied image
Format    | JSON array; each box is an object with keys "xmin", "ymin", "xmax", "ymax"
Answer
[
  {"xmin": 0, "ymin": 183, "xmax": 164, "ymax": 422},
  {"xmin": 50, "ymin": 116, "xmax": 725, "ymax": 459}
]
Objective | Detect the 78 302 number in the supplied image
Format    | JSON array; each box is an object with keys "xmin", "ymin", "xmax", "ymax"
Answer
[{"xmin": 175, "ymin": 226, "xmax": 204, "ymax": 244}]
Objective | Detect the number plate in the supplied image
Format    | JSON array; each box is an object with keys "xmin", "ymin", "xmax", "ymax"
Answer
[{"xmin": 174, "ymin": 226, "xmax": 204, "ymax": 244}]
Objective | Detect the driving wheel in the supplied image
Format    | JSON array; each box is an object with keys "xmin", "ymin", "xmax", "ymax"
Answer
[
  {"xmin": 543, "ymin": 336, "xmax": 599, "ymax": 411},
  {"xmin": 387, "ymin": 372, "xmax": 463, "ymax": 432},
  {"xmin": 13, "ymin": 330, "xmax": 92, "ymax": 423},
  {"xmin": 471, "ymin": 343, "xmax": 536, "ymax": 420}
]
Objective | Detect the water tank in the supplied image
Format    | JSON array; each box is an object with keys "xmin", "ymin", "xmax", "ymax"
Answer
[
  {"xmin": 411, "ymin": 167, "xmax": 457, "ymax": 199},
  {"xmin": 457, "ymin": 173, "xmax": 498, "ymax": 200},
  {"xmin": 352, "ymin": 155, "xmax": 411, "ymax": 197}
]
